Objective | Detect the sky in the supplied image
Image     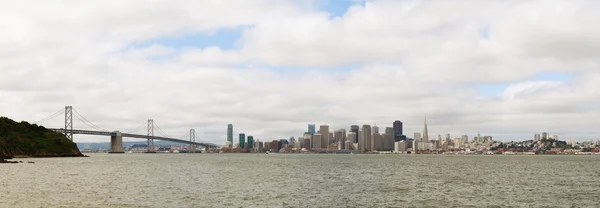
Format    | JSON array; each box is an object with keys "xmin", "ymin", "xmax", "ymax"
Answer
[{"xmin": 1, "ymin": 0, "xmax": 599, "ymax": 144}]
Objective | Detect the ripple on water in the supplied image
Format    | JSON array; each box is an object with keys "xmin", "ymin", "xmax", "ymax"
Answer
[{"xmin": 2, "ymin": 154, "xmax": 600, "ymax": 207}]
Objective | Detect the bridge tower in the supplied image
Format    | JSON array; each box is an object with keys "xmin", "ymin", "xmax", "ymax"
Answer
[
  {"xmin": 147, "ymin": 119, "xmax": 155, "ymax": 153},
  {"xmin": 189, "ymin": 129, "xmax": 196, "ymax": 153},
  {"xmin": 64, "ymin": 106, "xmax": 73, "ymax": 141}
]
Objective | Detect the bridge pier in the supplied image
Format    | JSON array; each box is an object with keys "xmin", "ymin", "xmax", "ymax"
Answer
[{"xmin": 109, "ymin": 131, "xmax": 124, "ymax": 153}]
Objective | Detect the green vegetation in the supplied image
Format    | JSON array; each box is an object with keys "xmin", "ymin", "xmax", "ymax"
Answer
[{"xmin": 0, "ymin": 117, "xmax": 83, "ymax": 158}]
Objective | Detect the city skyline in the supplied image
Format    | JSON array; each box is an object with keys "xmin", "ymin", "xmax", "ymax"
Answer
[{"xmin": 2, "ymin": 0, "xmax": 600, "ymax": 144}]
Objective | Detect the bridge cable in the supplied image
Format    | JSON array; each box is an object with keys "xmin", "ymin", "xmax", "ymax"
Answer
[
  {"xmin": 152, "ymin": 121, "xmax": 171, "ymax": 137},
  {"xmin": 32, "ymin": 108, "xmax": 65, "ymax": 124},
  {"xmin": 123, "ymin": 123, "xmax": 147, "ymax": 134},
  {"xmin": 72, "ymin": 108, "xmax": 108, "ymax": 131}
]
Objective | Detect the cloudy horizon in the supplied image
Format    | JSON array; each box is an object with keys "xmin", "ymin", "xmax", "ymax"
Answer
[{"xmin": 1, "ymin": 0, "xmax": 599, "ymax": 144}]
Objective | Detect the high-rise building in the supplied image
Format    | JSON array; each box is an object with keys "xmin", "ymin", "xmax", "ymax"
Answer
[
  {"xmin": 239, "ymin": 133, "xmax": 246, "ymax": 149},
  {"xmin": 384, "ymin": 127, "xmax": 395, "ymax": 151},
  {"xmin": 461, "ymin": 135, "xmax": 468, "ymax": 143},
  {"xmin": 313, "ymin": 133, "xmax": 322, "ymax": 149},
  {"xmin": 413, "ymin": 132, "xmax": 421, "ymax": 142},
  {"xmin": 393, "ymin": 120, "xmax": 403, "ymax": 140},
  {"xmin": 334, "ymin": 129, "xmax": 347, "ymax": 149},
  {"xmin": 227, "ymin": 124, "xmax": 233, "ymax": 146},
  {"xmin": 534, "ymin": 134, "xmax": 541, "ymax": 141},
  {"xmin": 350, "ymin": 125, "xmax": 359, "ymax": 142},
  {"xmin": 319, "ymin": 125, "xmax": 329, "ymax": 149},
  {"xmin": 373, "ymin": 133, "xmax": 383, "ymax": 151},
  {"xmin": 247, "ymin": 136, "xmax": 254, "ymax": 150},
  {"xmin": 308, "ymin": 124, "xmax": 316, "ymax": 134},
  {"xmin": 347, "ymin": 132, "xmax": 357, "ymax": 147},
  {"xmin": 542, "ymin": 132, "xmax": 548, "ymax": 140},
  {"xmin": 373, "ymin": 125, "xmax": 380, "ymax": 135},
  {"xmin": 360, "ymin": 125, "xmax": 372, "ymax": 152},
  {"xmin": 422, "ymin": 117, "xmax": 429, "ymax": 144}
]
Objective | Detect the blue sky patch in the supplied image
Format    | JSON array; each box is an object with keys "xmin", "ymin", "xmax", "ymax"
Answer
[
  {"xmin": 133, "ymin": 27, "xmax": 245, "ymax": 50},
  {"xmin": 476, "ymin": 72, "xmax": 573, "ymax": 97},
  {"xmin": 318, "ymin": 0, "xmax": 364, "ymax": 18}
]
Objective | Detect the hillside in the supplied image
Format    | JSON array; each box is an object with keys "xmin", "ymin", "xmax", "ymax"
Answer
[{"xmin": 0, "ymin": 117, "xmax": 83, "ymax": 158}]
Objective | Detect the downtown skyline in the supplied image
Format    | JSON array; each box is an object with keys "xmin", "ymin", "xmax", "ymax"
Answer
[{"xmin": 1, "ymin": 0, "xmax": 600, "ymax": 144}]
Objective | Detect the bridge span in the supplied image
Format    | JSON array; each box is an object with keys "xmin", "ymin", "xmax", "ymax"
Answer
[{"xmin": 35, "ymin": 106, "xmax": 219, "ymax": 153}]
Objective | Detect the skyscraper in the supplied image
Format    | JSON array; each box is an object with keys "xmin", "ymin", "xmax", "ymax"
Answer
[
  {"xmin": 308, "ymin": 124, "xmax": 316, "ymax": 134},
  {"xmin": 359, "ymin": 125, "xmax": 372, "ymax": 152},
  {"xmin": 313, "ymin": 133, "xmax": 322, "ymax": 149},
  {"xmin": 413, "ymin": 132, "xmax": 421, "ymax": 142},
  {"xmin": 247, "ymin": 136, "xmax": 254, "ymax": 149},
  {"xmin": 393, "ymin": 120, "xmax": 403, "ymax": 140},
  {"xmin": 239, "ymin": 133, "xmax": 246, "ymax": 149},
  {"xmin": 373, "ymin": 125, "xmax": 380, "ymax": 135},
  {"xmin": 350, "ymin": 125, "xmax": 359, "ymax": 142},
  {"xmin": 227, "ymin": 124, "xmax": 233, "ymax": 146},
  {"xmin": 320, "ymin": 125, "xmax": 329, "ymax": 149},
  {"xmin": 422, "ymin": 117, "xmax": 429, "ymax": 144},
  {"xmin": 334, "ymin": 129, "xmax": 347, "ymax": 149}
]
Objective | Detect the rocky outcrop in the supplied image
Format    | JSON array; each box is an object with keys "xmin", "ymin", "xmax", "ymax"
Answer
[{"xmin": 0, "ymin": 117, "xmax": 84, "ymax": 158}]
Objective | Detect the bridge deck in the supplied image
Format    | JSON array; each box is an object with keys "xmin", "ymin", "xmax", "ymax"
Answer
[{"xmin": 48, "ymin": 128, "xmax": 218, "ymax": 147}]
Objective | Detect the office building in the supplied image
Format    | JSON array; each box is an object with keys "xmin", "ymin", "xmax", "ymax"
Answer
[
  {"xmin": 542, "ymin": 132, "xmax": 548, "ymax": 140},
  {"xmin": 350, "ymin": 125, "xmax": 359, "ymax": 142},
  {"xmin": 334, "ymin": 129, "xmax": 347, "ymax": 149},
  {"xmin": 313, "ymin": 133, "xmax": 323, "ymax": 149},
  {"xmin": 308, "ymin": 124, "xmax": 316, "ymax": 134},
  {"xmin": 373, "ymin": 125, "xmax": 380, "ymax": 135},
  {"xmin": 320, "ymin": 125, "xmax": 329, "ymax": 149},
  {"xmin": 348, "ymin": 132, "xmax": 357, "ymax": 148},
  {"xmin": 227, "ymin": 124, "xmax": 233, "ymax": 146},
  {"xmin": 393, "ymin": 120, "xmax": 403, "ymax": 140},
  {"xmin": 239, "ymin": 133, "xmax": 246, "ymax": 149},
  {"xmin": 422, "ymin": 117, "xmax": 429, "ymax": 144},
  {"xmin": 247, "ymin": 136, "xmax": 254, "ymax": 149},
  {"xmin": 359, "ymin": 125, "xmax": 372, "ymax": 152},
  {"xmin": 414, "ymin": 132, "xmax": 421, "ymax": 142}
]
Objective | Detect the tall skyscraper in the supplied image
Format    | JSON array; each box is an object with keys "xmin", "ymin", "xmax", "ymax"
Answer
[
  {"xmin": 413, "ymin": 132, "xmax": 421, "ymax": 142},
  {"xmin": 360, "ymin": 125, "xmax": 372, "ymax": 152},
  {"xmin": 313, "ymin": 133, "xmax": 322, "ymax": 149},
  {"xmin": 239, "ymin": 133, "xmax": 246, "ymax": 149},
  {"xmin": 350, "ymin": 125, "xmax": 359, "ymax": 142},
  {"xmin": 373, "ymin": 125, "xmax": 380, "ymax": 135},
  {"xmin": 308, "ymin": 124, "xmax": 316, "ymax": 134},
  {"xmin": 227, "ymin": 124, "xmax": 233, "ymax": 145},
  {"xmin": 247, "ymin": 136, "xmax": 254, "ymax": 149},
  {"xmin": 384, "ymin": 127, "xmax": 395, "ymax": 151},
  {"xmin": 348, "ymin": 132, "xmax": 357, "ymax": 147},
  {"xmin": 334, "ymin": 129, "xmax": 347, "ymax": 149},
  {"xmin": 320, "ymin": 125, "xmax": 329, "ymax": 149},
  {"xmin": 393, "ymin": 120, "xmax": 403, "ymax": 140},
  {"xmin": 422, "ymin": 117, "xmax": 429, "ymax": 144}
]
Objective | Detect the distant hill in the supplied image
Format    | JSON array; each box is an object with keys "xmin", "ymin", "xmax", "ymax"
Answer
[{"xmin": 0, "ymin": 117, "xmax": 83, "ymax": 158}]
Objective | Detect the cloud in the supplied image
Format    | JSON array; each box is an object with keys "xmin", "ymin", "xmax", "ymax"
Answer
[{"xmin": 0, "ymin": 0, "xmax": 599, "ymax": 144}]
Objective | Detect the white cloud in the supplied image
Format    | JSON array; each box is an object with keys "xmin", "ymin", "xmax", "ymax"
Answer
[{"xmin": 0, "ymin": 0, "xmax": 599, "ymax": 144}]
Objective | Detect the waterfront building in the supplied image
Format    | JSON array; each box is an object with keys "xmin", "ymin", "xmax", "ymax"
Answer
[
  {"xmin": 414, "ymin": 132, "xmax": 421, "ymax": 142},
  {"xmin": 412, "ymin": 140, "xmax": 418, "ymax": 152},
  {"xmin": 422, "ymin": 117, "xmax": 429, "ymax": 144},
  {"xmin": 348, "ymin": 132, "xmax": 357, "ymax": 149},
  {"xmin": 247, "ymin": 136, "xmax": 254, "ymax": 149},
  {"xmin": 334, "ymin": 129, "xmax": 347, "ymax": 149},
  {"xmin": 313, "ymin": 133, "xmax": 323, "ymax": 149},
  {"xmin": 394, "ymin": 140, "xmax": 407, "ymax": 153},
  {"xmin": 542, "ymin": 132, "xmax": 548, "ymax": 140},
  {"xmin": 303, "ymin": 138, "xmax": 311, "ymax": 150},
  {"xmin": 384, "ymin": 127, "xmax": 395, "ymax": 151},
  {"xmin": 393, "ymin": 120, "xmax": 403, "ymax": 140},
  {"xmin": 258, "ymin": 142, "xmax": 264, "ymax": 152},
  {"xmin": 308, "ymin": 124, "xmax": 316, "ymax": 134},
  {"xmin": 461, "ymin": 135, "xmax": 468, "ymax": 144},
  {"xmin": 227, "ymin": 124, "xmax": 233, "ymax": 146},
  {"xmin": 239, "ymin": 133, "xmax": 246, "ymax": 149},
  {"xmin": 320, "ymin": 125, "xmax": 330, "ymax": 149},
  {"xmin": 373, "ymin": 133, "xmax": 382, "ymax": 151},
  {"xmin": 359, "ymin": 125, "xmax": 372, "ymax": 152},
  {"xmin": 350, "ymin": 125, "xmax": 359, "ymax": 142}
]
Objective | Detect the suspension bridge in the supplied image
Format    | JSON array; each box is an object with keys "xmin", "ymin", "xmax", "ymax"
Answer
[{"xmin": 34, "ymin": 106, "xmax": 219, "ymax": 153}]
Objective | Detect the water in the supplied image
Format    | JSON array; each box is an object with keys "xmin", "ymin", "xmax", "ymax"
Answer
[{"xmin": 2, "ymin": 154, "xmax": 600, "ymax": 208}]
